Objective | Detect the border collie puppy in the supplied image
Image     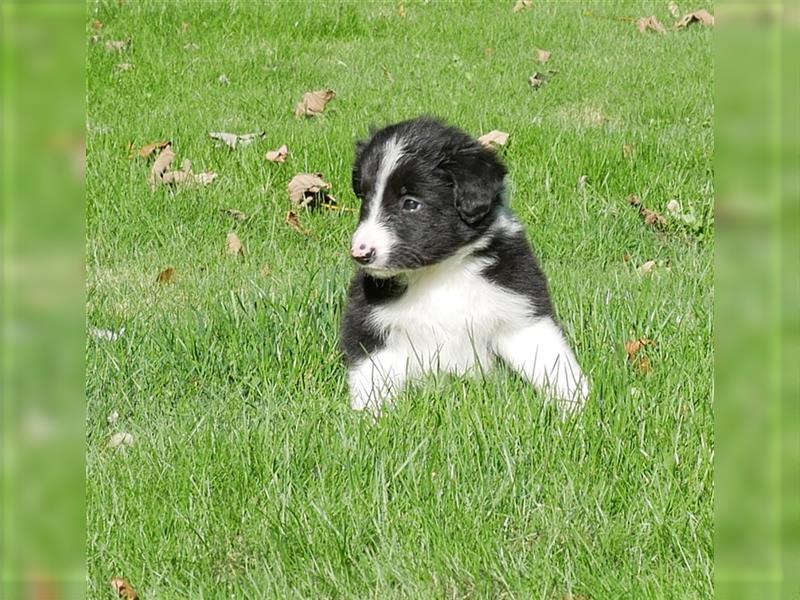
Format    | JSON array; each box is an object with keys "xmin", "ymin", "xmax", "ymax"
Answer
[{"xmin": 341, "ymin": 118, "xmax": 589, "ymax": 415}]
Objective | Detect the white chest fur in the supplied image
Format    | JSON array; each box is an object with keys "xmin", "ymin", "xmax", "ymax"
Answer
[{"xmin": 368, "ymin": 252, "xmax": 533, "ymax": 375}]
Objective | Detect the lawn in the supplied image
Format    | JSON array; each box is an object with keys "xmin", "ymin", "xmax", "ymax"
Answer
[{"xmin": 86, "ymin": 1, "xmax": 714, "ymax": 598}]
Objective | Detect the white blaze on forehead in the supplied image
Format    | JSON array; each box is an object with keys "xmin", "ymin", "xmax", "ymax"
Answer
[{"xmin": 351, "ymin": 137, "xmax": 406, "ymax": 267}]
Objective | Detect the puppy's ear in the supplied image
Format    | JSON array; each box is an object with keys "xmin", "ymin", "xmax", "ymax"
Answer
[{"xmin": 442, "ymin": 145, "xmax": 507, "ymax": 225}]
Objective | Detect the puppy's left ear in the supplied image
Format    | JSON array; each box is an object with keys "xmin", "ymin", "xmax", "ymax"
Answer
[{"xmin": 442, "ymin": 145, "xmax": 507, "ymax": 225}]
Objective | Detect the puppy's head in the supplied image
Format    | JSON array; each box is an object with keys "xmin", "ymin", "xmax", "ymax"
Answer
[{"xmin": 350, "ymin": 117, "xmax": 507, "ymax": 277}]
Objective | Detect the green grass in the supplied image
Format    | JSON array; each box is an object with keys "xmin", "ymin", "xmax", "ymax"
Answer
[{"xmin": 86, "ymin": 1, "xmax": 713, "ymax": 597}]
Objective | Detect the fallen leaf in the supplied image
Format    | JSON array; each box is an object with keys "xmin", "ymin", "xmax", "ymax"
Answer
[
  {"xmin": 220, "ymin": 208, "xmax": 247, "ymax": 221},
  {"xmin": 156, "ymin": 267, "xmax": 176, "ymax": 283},
  {"xmin": 397, "ymin": 3, "xmax": 406, "ymax": 17},
  {"xmin": 288, "ymin": 172, "xmax": 335, "ymax": 208},
  {"xmin": 625, "ymin": 338, "xmax": 655, "ymax": 373},
  {"xmin": 642, "ymin": 207, "xmax": 667, "ymax": 228},
  {"xmin": 130, "ymin": 140, "xmax": 170, "ymax": 159},
  {"xmin": 184, "ymin": 42, "xmax": 200, "ymax": 51},
  {"xmin": 149, "ymin": 143, "xmax": 175, "ymax": 188},
  {"xmin": 640, "ymin": 259, "xmax": 657, "ymax": 274},
  {"xmin": 478, "ymin": 130, "xmax": 510, "ymax": 149},
  {"xmin": 265, "ymin": 144, "xmax": 289, "ymax": 163},
  {"xmin": 577, "ymin": 175, "xmax": 589, "ymax": 191},
  {"xmin": 226, "ymin": 232, "xmax": 245, "ymax": 256},
  {"xmin": 285, "ymin": 210, "xmax": 310, "ymax": 235},
  {"xmin": 666, "ymin": 199, "xmax": 682, "ymax": 215},
  {"xmin": 528, "ymin": 72, "xmax": 547, "ymax": 89},
  {"xmin": 513, "ymin": 0, "xmax": 533, "ymax": 12},
  {"xmin": 535, "ymin": 48, "xmax": 551, "ymax": 63},
  {"xmin": 181, "ymin": 21, "xmax": 190, "ymax": 33},
  {"xmin": 105, "ymin": 39, "xmax": 131, "ymax": 51},
  {"xmin": 116, "ymin": 62, "xmax": 133, "ymax": 72},
  {"xmin": 89, "ymin": 35, "xmax": 101, "ymax": 44},
  {"xmin": 209, "ymin": 131, "xmax": 265, "ymax": 149},
  {"xmin": 637, "ymin": 16, "xmax": 667, "ymax": 33},
  {"xmin": 107, "ymin": 410, "xmax": 119, "ymax": 425},
  {"xmin": 381, "ymin": 65, "xmax": 395, "ymax": 82},
  {"xmin": 675, "ymin": 9, "xmax": 714, "ymax": 28},
  {"xmin": 192, "ymin": 171, "xmax": 218, "ymax": 185},
  {"xmin": 294, "ymin": 89, "xmax": 336, "ymax": 117},
  {"xmin": 484, "ymin": 47, "xmax": 495, "ymax": 55},
  {"xmin": 107, "ymin": 432, "xmax": 135, "ymax": 449},
  {"xmin": 622, "ymin": 252, "xmax": 632, "ymax": 262},
  {"xmin": 668, "ymin": 1, "xmax": 681, "ymax": 18},
  {"xmin": 89, "ymin": 326, "xmax": 125, "ymax": 341},
  {"xmin": 628, "ymin": 195, "xmax": 667, "ymax": 229},
  {"xmin": 91, "ymin": 19, "xmax": 104, "ymax": 30},
  {"xmin": 110, "ymin": 577, "xmax": 138, "ymax": 600},
  {"xmin": 259, "ymin": 264, "xmax": 272, "ymax": 277}
]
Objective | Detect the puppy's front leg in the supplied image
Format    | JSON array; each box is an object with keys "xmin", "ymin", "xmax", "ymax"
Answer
[
  {"xmin": 495, "ymin": 317, "xmax": 589, "ymax": 414},
  {"xmin": 348, "ymin": 350, "xmax": 408, "ymax": 415}
]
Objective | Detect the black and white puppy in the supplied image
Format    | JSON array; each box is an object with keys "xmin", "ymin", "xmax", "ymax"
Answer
[{"xmin": 341, "ymin": 118, "xmax": 589, "ymax": 414}]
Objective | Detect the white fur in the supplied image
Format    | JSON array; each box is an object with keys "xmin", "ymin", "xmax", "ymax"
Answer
[
  {"xmin": 350, "ymin": 138, "xmax": 406, "ymax": 268},
  {"xmin": 348, "ymin": 239, "xmax": 589, "ymax": 415}
]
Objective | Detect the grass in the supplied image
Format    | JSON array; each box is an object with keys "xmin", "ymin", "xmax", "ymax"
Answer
[{"xmin": 86, "ymin": 1, "xmax": 713, "ymax": 598}]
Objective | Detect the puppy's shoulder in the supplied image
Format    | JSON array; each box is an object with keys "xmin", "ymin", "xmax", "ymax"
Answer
[{"xmin": 476, "ymin": 213, "xmax": 555, "ymax": 317}]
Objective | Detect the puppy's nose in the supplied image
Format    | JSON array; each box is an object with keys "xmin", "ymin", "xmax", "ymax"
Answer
[{"xmin": 351, "ymin": 243, "xmax": 376, "ymax": 265}]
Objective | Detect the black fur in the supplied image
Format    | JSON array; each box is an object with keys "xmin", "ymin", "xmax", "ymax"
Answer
[{"xmin": 341, "ymin": 117, "xmax": 556, "ymax": 365}]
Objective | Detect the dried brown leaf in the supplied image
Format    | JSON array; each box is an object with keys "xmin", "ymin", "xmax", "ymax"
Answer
[
  {"xmin": 294, "ymin": 89, "xmax": 336, "ymax": 117},
  {"xmin": 666, "ymin": 199, "xmax": 682, "ymax": 215},
  {"xmin": 627, "ymin": 194, "xmax": 642, "ymax": 207},
  {"xmin": 397, "ymin": 3, "xmax": 406, "ymax": 17},
  {"xmin": 675, "ymin": 9, "xmax": 714, "ymax": 28},
  {"xmin": 107, "ymin": 432, "xmax": 135, "ymax": 449},
  {"xmin": 116, "ymin": 62, "xmax": 134, "ymax": 71},
  {"xmin": 478, "ymin": 130, "xmax": 510, "ymax": 149},
  {"xmin": 184, "ymin": 42, "xmax": 200, "ymax": 51},
  {"xmin": 209, "ymin": 131, "xmax": 264, "ymax": 149},
  {"xmin": 265, "ymin": 144, "xmax": 289, "ymax": 163},
  {"xmin": 513, "ymin": 0, "xmax": 533, "ymax": 13},
  {"xmin": 535, "ymin": 48, "xmax": 551, "ymax": 63},
  {"xmin": 285, "ymin": 210, "xmax": 310, "ymax": 235},
  {"xmin": 637, "ymin": 15, "xmax": 667, "ymax": 33},
  {"xmin": 226, "ymin": 232, "xmax": 245, "ymax": 256},
  {"xmin": 288, "ymin": 172, "xmax": 334, "ymax": 208},
  {"xmin": 220, "ymin": 208, "xmax": 247, "ymax": 221},
  {"xmin": 668, "ymin": 1, "xmax": 681, "ymax": 19},
  {"xmin": 640, "ymin": 259, "xmax": 657, "ymax": 274},
  {"xmin": 131, "ymin": 140, "xmax": 170, "ymax": 159},
  {"xmin": 156, "ymin": 267, "xmax": 176, "ymax": 283},
  {"xmin": 110, "ymin": 577, "xmax": 139, "ymax": 600},
  {"xmin": 105, "ymin": 38, "xmax": 131, "ymax": 51},
  {"xmin": 625, "ymin": 337, "xmax": 655, "ymax": 360},
  {"xmin": 91, "ymin": 19, "xmax": 104, "ymax": 30},
  {"xmin": 181, "ymin": 21, "xmax": 190, "ymax": 33},
  {"xmin": 642, "ymin": 207, "xmax": 667, "ymax": 228},
  {"xmin": 149, "ymin": 144, "xmax": 175, "ymax": 188},
  {"xmin": 528, "ymin": 72, "xmax": 547, "ymax": 89}
]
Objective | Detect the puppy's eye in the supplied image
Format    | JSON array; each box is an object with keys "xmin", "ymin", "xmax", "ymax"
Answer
[{"xmin": 402, "ymin": 197, "xmax": 421, "ymax": 212}]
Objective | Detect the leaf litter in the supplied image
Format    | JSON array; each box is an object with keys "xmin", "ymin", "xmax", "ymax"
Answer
[
  {"xmin": 226, "ymin": 232, "xmax": 245, "ymax": 256},
  {"xmin": 625, "ymin": 338, "xmax": 656, "ymax": 374},
  {"xmin": 220, "ymin": 208, "xmax": 247, "ymax": 221},
  {"xmin": 513, "ymin": 0, "xmax": 533, "ymax": 13},
  {"xmin": 478, "ymin": 130, "xmax": 510, "ymax": 149},
  {"xmin": 637, "ymin": 16, "xmax": 667, "ymax": 34},
  {"xmin": 209, "ymin": 131, "xmax": 265, "ymax": 149},
  {"xmin": 628, "ymin": 194, "xmax": 667, "ymax": 229},
  {"xmin": 675, "ymin": 9, "xmax": 714, "ymax": 28},
  {"xmin": 535, "ymin": 48, "xmax": 551, "ymax": 63},
  {"xmin": 110, "ymin": 577, "xmax": 139, "ymax": 600},
  {"xmin": 149, "ymin": 144, "xmax": 217, "ymax": 189},
  {"xmin": 294, "ymin": 89, "xmax": 336, "ymax": 117},
  {"xmin": 286, "ymin": 210, "xmax": 310, "ymax": 235},
  {"xmin": 288, "ymin": 173, "xmax": 336, "ymax": 208},
  {"xmin": 156, "ymin": 267, "xmax": 176, "ymax": 283},
  {"xmin": 265, "ymin": 144, "xmax": 289, "ymax": 163}
]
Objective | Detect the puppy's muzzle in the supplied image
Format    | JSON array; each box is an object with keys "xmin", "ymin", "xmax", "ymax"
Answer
[{"xmin": 351, "ymin": 243, "xmax": 376, "ymax": 265}]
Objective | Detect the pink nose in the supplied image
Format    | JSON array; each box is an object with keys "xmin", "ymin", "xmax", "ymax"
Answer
[{"xmin": 350, "ymin": 243, "xmax": 375, "ymax": 265}]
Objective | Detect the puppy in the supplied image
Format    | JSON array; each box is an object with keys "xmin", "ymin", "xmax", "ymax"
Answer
[{"xmin": 341, "ymin": 118, "xmax": 589, "ymax": 414}]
